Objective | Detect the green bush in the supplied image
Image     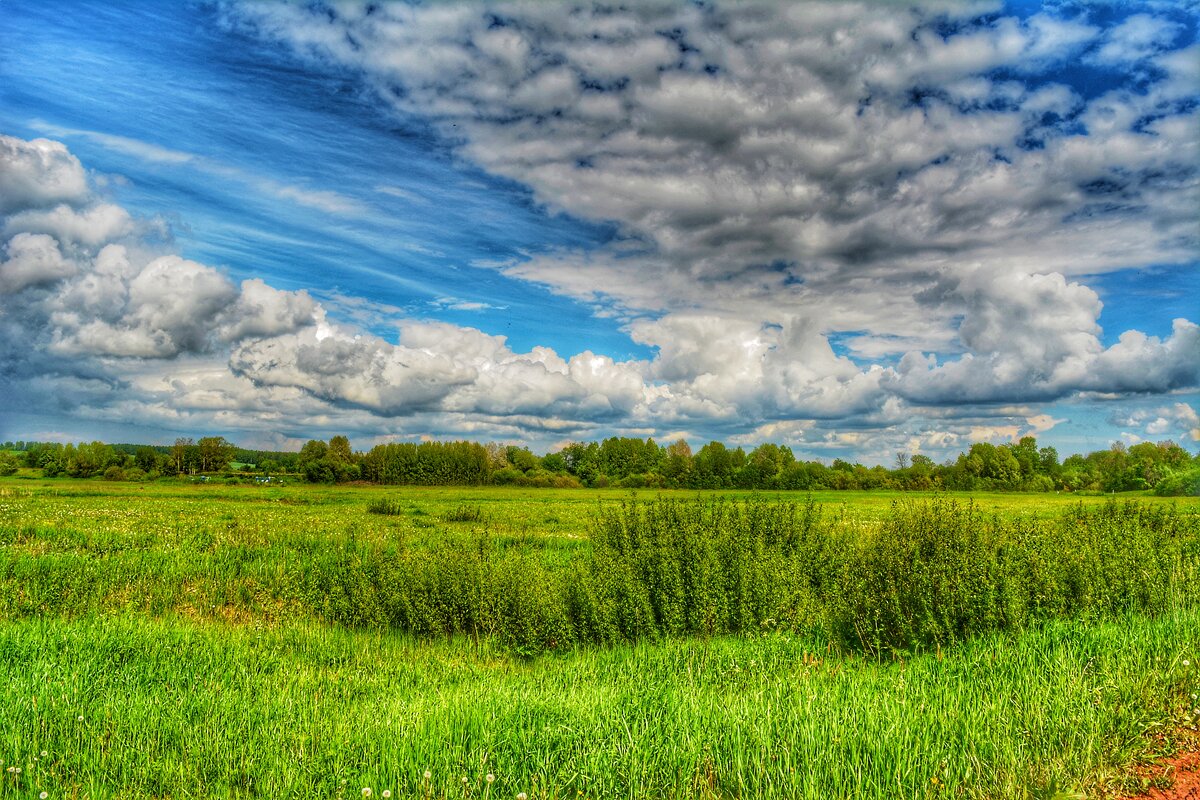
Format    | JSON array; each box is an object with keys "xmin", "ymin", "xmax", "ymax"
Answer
[
  {"xmin": 1155, "ymin": 466, "xmax": 1200, "ymax": 497},
  {"xmin": 443, "ymin": 503, "xmax": 486, "ymax": 523},
  {"xmin": 366, "ymin": 498, "xmax": 405, "ymax": 515},
  {"xmin": 831, "ymin": 498, "xmax": 1198, "ymax": 654}
]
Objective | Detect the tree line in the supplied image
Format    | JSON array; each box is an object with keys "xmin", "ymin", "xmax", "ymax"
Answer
[{"xmin": 3, "ymin": 433, "xmax": 1197, "ymax": 495}]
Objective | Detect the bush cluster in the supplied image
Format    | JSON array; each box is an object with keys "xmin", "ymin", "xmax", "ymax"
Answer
[
  {"xmin": 305, "ymin": 497, "xmax": 1199, "ymax": 655},
  {"xmin": 4, "ymin": 496, "xmax": 1196, "ymax": 656}
]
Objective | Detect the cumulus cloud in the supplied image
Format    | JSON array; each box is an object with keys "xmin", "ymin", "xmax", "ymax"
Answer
[
  {"xmin": 231, "ymin": 1, "xmax": 1195, "ymax": 318},
  {"xmin": 0, "ymin": 135, "xmax": 89, "ymax": 214},
  {"xmin": 223, "ymin": 1, "xmax": 1198, "ymax": 428},
  {"xmin": 1112, "ymin": 402, "xmax": 1200, "ymax": 443},
  {"xmin": 219, "ymin": 278, "xmax": 318, "ymax": 342},
  {"xmin": 0, "ymin": 233, "xmax": 75, "ymax": 294},
  {"xmin": 230, "ymin": 322, "xmax": 475, "ymax": 415},
  {"xmin": 5, "ymin": 0, "xmax": 1200, "ymax": 459},
  {"xmin": 0, "ymin": 133, "xmax": 658, "ymax": 436},
  {"xmin": 230, "ymin": 317, "xmax": 659, "ymax": 424},
  {"xmin": 0, "ymin": 137, "xmax": 317, "ymax": 373}
]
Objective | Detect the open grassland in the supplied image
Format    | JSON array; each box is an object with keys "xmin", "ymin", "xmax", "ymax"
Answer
[
  {"xmin": 2, "ymin": 613, "xmax": 1200, "ymax": 800},
  {"xmin": 1, "ymin": 478, "xmax": 1199, "ymax": 798}
]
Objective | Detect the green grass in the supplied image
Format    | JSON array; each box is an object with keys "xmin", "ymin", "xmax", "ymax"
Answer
[
  {"xmin": 1, "ymin": 613, "xmax": 1197, "ymax": 799},
  {"xmin": 1, "ymin": 477, "xmax": 1199, "ymax": 797}
]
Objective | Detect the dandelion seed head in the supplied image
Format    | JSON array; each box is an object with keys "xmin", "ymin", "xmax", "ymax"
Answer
[
  {"xmin": 424, "ymin": 771, "xmax": 432, "ymax": 781},
  {"xmin": 77, "ymin": 715, "xmax": 83, "ymax": 722},
  {"xmin": 40, "ymin": 793, "xmax": 48, "ymax": 800},
  {"xmin": 518, "ymin": 794, "xmax": 528, "ymax": 800},
  {"xmin": 462, "ymin": 776, "xmax": 469, "ymax": 784},
  {"xmin": 40, "ymin": 751, "xmax": 47, "ymax": 758},
  {"xmin": 1186, "ymin": 659, "xmax": 1191, "ymax": 667},
  {"xmin": 383, "ymin": 791, "xmax": 392, "ymax": 799},
  {"xmin": 487, "ymin": 774, "xmax": 495, "ymax": 784},
  {"xmin": 362, "ymin": 788, "xmax": 372, "ymax": 798}
]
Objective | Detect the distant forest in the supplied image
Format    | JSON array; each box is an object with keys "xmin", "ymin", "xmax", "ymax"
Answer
[{"xmin": 2, "ymin": 434, "xmax": 1198, "ymax": 496}]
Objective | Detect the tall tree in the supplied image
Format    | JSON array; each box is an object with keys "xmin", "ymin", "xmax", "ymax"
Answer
[{"xmin": 197, "ymin": 436, "xmax": 235, "ymax": 472}]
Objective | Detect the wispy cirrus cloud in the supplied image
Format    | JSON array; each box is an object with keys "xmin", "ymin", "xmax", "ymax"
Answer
[
  {"xmin": 28, "ymin": 120, "xmax": 368, "ymax": 218},
  {"xmin": 1, "ymin": 0, "xmax": 1197, "ymax": 460}
]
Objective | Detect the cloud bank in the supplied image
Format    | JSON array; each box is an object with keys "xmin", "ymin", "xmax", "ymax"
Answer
[{"xmin": 3, "ymin": 0, "xmax": 1199, "ymax": 459}]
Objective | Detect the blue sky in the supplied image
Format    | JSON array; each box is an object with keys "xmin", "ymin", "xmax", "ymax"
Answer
[
  {"xmin": 0, "ymin": 1, "xmax": 645, "ymax": 358},
  {"xmin": 0, "ymin": 0, "xmax": 1196, "ymax": 462}
]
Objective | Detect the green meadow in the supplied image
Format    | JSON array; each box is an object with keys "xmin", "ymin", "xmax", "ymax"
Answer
[{"xmin": 1, "ymin": 478, "xmax": 1198, "ymax": 798}]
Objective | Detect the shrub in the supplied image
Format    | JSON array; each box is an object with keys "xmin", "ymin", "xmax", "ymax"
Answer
[
  {"xmin": 1155, "ymin": 466, "xmax": 1200, "ymax": 497},
  {"xmin": 831, "ymin": 498, "xmax": 1199, "ymax": 654},
  {"xmin": 366, "ymin": 498, "xmax": 405, "ymax": 516},
  {"xmin": 443, "ymin": 504, "xmax": 486, "ymax": 523}
]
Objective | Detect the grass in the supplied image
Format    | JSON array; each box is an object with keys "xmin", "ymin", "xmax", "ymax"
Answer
[
  {"xmin": 1, "ymin": 477, "xmax": 1199, "ymax": 797},
  {"xmin": 1, "ymin": 613, "xmax": 1198, "ymax": 799}
]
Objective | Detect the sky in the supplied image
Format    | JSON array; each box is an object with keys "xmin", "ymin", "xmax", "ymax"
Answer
[{"xmin": 0, "ymin": 0, "xmax": 1197, "ymax": 464}]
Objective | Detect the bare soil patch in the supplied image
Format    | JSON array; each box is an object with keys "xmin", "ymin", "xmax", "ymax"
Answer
[{"xmin": 1122, "ymin": 731, "xmax": 1200, "ymax": 800}]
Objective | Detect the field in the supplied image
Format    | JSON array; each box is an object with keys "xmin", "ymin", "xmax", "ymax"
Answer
[{"xmin": 1, "ymin": 478, "xmax": 1199, "ymax": 799}]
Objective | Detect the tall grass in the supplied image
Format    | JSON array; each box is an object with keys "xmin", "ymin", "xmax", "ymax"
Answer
[
  {"xmin": 2, "ymin": 495, "xmax": 1197, "ymax": 655},
  {"xmin": 2, "ymin": 487, "xmax": 1200, "ymax": 797},
  {"xmin": 834, "ymin": 497, "xmax": 1199, "ymax": 653},
  {"xmin": 0, "ymin": 612, "xmax": 1197, "ymax": 799}
]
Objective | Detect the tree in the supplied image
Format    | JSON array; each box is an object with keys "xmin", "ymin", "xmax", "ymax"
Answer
[
  {"xmin": 298, "ymin": 439, "xmax": 328, "ymax": 469},
  {"xmin": 0, "ymin": 452, "xmax": 18, "ymax": 476},
  {"xmin": 660, "ymin": 439, "xmax": 693, "ymax": 487},
  {"xmin": 505, "ymin": 446, "xmax": 540, "ymax": 472},
  {"xmin": 171, "ymin": 438, "xmax": 196, "ymax": 474},
  {"xmin": 328, "ymin": 435, "xmax": 353, "ymax": 464},
  {"xmin": 1038, "ymin": 446, "xmax": 1060, "ymax": 478},
  {"xmin": 197, "ymin": 436, "xmax": 235, "ymax": 472},
  {"xmin": 135, "ymin": 446, "xmax": 160, "ymax": 473},
  {"xmin": 541, "ymin": 451, "xmax": 568, "ymax": 473},
  {"xmin": 692, "ymin": 442, "xmax": 734, "ymax": 488},
  {"xmin": 1010, "ymin": 436, "xmax": 1039, "ymax": 478}
]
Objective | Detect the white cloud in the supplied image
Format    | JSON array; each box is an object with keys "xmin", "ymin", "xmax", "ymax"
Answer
[
  {"xmin": 0, "ymin": 135, "xmax": 89, "ymax": 214},
  {"xmin": 27, "ymin": 122, "xmax": 197, "ymax": 164},
  {"xmin": 1089, "ymin": 13, "xmax": 1183, "ymax": 64},
  {"xmin": 6, "ymin": 0, "xmax": 1200, "ymax": 458},
  {"xmin": 227, "ymin": 2, "xmax": 1197, "ymax": 420},
  {"xmin": 0, "ymin": 233, "xmax": 76, "ymax": 294},
  {"xmin": 5, "ymin": 203, "xmax": 135, "ymax": 248},
  {"xmin": 220, "ymin": 278, "xmax": 319, "ymax": 342}
]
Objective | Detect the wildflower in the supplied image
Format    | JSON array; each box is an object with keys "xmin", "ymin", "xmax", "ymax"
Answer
[
  {"xmin": 363, "ymin": 789, "xmax": 372, "ymax": 798},
  {"xmin": 487, "ymin": 774, "xmax": 495, "ymax": 784}
]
